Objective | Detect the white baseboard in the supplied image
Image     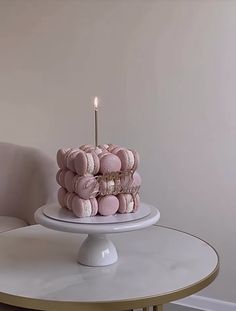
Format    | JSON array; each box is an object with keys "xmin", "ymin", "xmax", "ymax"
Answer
[{"xmin": 173, "ymin": 294, "xmax": 236, "ymax": 311}]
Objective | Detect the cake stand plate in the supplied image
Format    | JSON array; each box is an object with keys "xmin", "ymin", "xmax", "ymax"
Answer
[
  {"xmin": 35, "ymin": 203, "xmax": 160, "ymax": 267},
  {"xmin": 43, "ymin": 203, "xmax": 151, "ymax": 224}
]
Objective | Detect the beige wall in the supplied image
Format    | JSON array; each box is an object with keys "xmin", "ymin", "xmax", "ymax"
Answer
[{"xmin": 0, "ymin": 0, "xmax": 235, "ymax": 303}]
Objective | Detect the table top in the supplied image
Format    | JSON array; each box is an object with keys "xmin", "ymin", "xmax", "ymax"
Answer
[{"xmin": 0, "ymin": 225, "xmax": 219, "ymax": 311}]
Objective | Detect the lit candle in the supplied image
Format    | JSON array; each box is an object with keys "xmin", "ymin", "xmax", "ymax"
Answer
[{"xmin": 94, "ymin": 97, "xmax": 98, "ymax": 146}]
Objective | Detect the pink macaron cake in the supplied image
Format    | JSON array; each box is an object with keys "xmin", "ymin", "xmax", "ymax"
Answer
[{"xmin": 56, "ymin": 144, "xmax": 141, "ymax": 218}]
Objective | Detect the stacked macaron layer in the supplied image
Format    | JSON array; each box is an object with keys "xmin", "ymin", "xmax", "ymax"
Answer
[{"xmin": 56, "ymin": 144, "xmax": 141, "ymax": 218}]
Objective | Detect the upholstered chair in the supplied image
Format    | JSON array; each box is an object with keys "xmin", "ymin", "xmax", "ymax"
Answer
[{"xmin": 0, "ymin": 142, "xmax": 58, "ymax": 233}]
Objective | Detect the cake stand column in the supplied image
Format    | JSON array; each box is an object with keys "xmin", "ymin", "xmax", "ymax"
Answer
[{"xmin": 78, "ymin": 234, "xmax": 118, "ymax": 266}]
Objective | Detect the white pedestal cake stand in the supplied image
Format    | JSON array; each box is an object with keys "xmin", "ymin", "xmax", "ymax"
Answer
[{"xmin": 35, "ymin": 203, "xmax": 160, "ymax": 267}]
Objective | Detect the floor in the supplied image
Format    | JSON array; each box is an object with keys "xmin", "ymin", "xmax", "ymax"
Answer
[
  {"xmin": 135, "ymin": 305, "xmax": 201, "ymax": 311},
  {"xmin": 165, "ymin": 304, "xmax": 201, "ymax": 311}
]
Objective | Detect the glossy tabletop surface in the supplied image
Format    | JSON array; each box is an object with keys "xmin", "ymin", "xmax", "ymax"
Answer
[{"xmin": 0, "ymin": 225, "xmax": 219, "ymax": 311}]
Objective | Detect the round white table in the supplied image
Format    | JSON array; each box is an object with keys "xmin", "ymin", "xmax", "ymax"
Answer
[{"xmin": 0, "ymin": 225, "xmax": 219, "ymax": 311}]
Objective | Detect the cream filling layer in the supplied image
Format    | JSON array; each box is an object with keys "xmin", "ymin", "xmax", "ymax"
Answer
[
  {"xmin": 87, "ymin": 153, "xmax": 95, "ymax": 174},
  {"xmin": 83, "ymin": 200, "xmax": 92, "ymax": 217},
  {"xmin": 107, "ymin": 180, "xmax": 115, "ymax": 193},
  {"xmin": 127, "ymin": 150, "xmax": 135, "ymax": 169},
  {"xmin": 125, "ymin": 194, "xmax": 134, "ymax": 213}
]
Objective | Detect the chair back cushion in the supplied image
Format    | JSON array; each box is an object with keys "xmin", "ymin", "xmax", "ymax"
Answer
[{"xmin": 0, "ymin": 142, "xmax": 58, "ymax": 224}]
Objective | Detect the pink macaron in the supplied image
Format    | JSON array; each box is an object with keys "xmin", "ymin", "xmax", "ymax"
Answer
[
  {"xmin": 110, "ymin": 146, "xmax": 125, "ymax": 155},
  {"xmin": 79, "ymin": 144, "xmax": 95, "ymax": 151},
  {"xmin": 98, "ymin": 195, "xmax": 119, "ymax": 216},
  {"xmin": 56, "ymin": 148, "xmax": 71, "ymax": 169},
  {"xmin": 120, "ymin": 171, "xmax": 142, "ymax": 191},
  {"xmin": 74, "ymin": 151, "xmax": 100, "ymax": 175},
  {"xmin": 58, "ymin": 187, "xmax": 67, "ymax": 208},
  {"xmin": 71, "ymin": 197, "xmax": 98, "ymax": 217},
  {"xmin": 80, "ymin": 145, "xmax": 103, "ymax": 155},
  {"xmin": 106, "ymin": 144, "xmax": 118, "ymax": 152},
  {"xmin": 66, "ymin": 149, "xmax": 81, "ymax": 172},
  {"xmin": 89, "ymin": 147, "xmax": 104, "ymax": 155},
  {"xmin": 73, "ymin": 175, "xmax": 99, "ymax": 199},
  {"xmin": 64, "ymin": 170, "xmax": 76, "ymax": 192},
  {"xmin": 98, "ymin": 150, "xmax": 109, "ymax": 159},
  {"xmin": 56, "ymin": 169, "xmax": 67, "ymax": 188},
  {"xmin": 98, "ymin": 144, "xmax": 109, "ymax": 151},
  {"xmin": 99, "ymin": 153, "xmax": 121, "ymax": 174},
  {"xmin": 117, "ymin": 193, "xmax": 140, "ymax": 213},
  {"xmin": 93, "ymin": 147, "xmax": 104, "ymax": 155},
  {"xmin": 64, "ymin": 192, "xmax": 77, "ymax": 210},
  {"xmin": 117, "ymin": 149, "xmax": 139, "ymax": 171}
]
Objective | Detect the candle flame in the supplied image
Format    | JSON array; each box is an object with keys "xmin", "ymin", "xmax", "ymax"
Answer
[{"xmin": 94, "ymin": 97, "xmax": 98, "ymax": 111}]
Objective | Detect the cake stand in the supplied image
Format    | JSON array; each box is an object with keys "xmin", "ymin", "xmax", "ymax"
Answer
[{"xmin": 35, "ymin": 203, "xmax": 160, "ymax": 267}]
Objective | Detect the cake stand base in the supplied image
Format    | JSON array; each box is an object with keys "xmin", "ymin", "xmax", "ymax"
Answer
[{"xmin": 78, "ymin": 234, "xmax": 118, "ymax": 266}]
